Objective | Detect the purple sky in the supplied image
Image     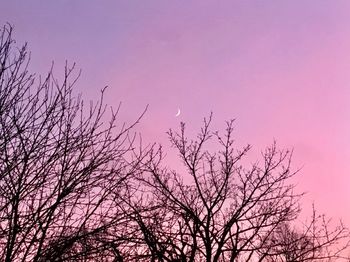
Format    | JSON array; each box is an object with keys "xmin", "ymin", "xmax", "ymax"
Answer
[{"xmin": 3, "ymin": 1, "xmax": 350, "ymax": 222}]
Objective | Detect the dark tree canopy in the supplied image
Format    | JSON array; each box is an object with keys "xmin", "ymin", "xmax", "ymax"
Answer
[
  {"xmin": 124, "ymin": 117, "xmax": 349, "ymax": 262},
  {"xmin": 0, "ymin": 24, "xmax": 349, "ymax": 262},
  {"xmin": 0, "ymin": 23, "xmax": 145, "ymax": 262}
]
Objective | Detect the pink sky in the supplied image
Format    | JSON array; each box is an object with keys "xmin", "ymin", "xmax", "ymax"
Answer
[{"xmin": 2, "ymin": 1, "xmax": 350, "ymax": 222}]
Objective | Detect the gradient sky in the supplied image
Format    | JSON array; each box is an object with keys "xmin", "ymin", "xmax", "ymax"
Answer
[{"xmin": 2, "ymin": 1, "xmax": 350, "ymax": 223}]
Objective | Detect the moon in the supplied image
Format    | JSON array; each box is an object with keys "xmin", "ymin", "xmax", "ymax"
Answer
[{"xmin": 175, "ymin": 108, "xmax": 181, "ymax": 117}]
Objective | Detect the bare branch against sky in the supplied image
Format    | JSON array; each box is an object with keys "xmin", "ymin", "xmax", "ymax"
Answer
[{"xmin": 1, "ymin": 1, "xmax": 350, "ymax": 260}]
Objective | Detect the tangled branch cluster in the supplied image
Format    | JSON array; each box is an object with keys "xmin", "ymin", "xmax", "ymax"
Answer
[{"xmin": 0, "ymin": 24, "xmax": 349, "ymax": 262}]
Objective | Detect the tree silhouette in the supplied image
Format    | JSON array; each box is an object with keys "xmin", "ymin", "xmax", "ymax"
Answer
[
  {"xmin": 125, "ymin": 115, "xmax": 349, "ymax": 261},
  {"xmin": 0, "ymin": 23, "xmax": 349, "ymax": 261},
  {"xmin": 0, "ymin": 24, "xmax": 145, "ymax": 262},
  {"xmin": 258, "ymin": 209, "xmax": 350, "ymax": 262}
]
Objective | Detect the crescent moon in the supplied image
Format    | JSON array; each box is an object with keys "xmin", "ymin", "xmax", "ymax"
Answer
[{"xmin": 175, "ymin": 108, "xmax": 181, "ymax": 117}]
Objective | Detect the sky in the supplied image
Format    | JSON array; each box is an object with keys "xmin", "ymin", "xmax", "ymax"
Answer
[{"xmin": 2, "ymin": 1, "xmax": 350, "ymax": 223}]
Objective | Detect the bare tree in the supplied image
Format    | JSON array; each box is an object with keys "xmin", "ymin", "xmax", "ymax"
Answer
[
  {"xmin": 125, "ymin": 115, "xmax": 349, "ymax": 262},
  {"xmin": 258, "ymin": 208, "xmax": 349, "ymax": 262},
  {"xmin": 1, "ymin": 23, "xmax": 348, "ymax": 262},
  {"xmin": 0, "ymin": 24, "xmax": 144, "ymax": 262}
]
